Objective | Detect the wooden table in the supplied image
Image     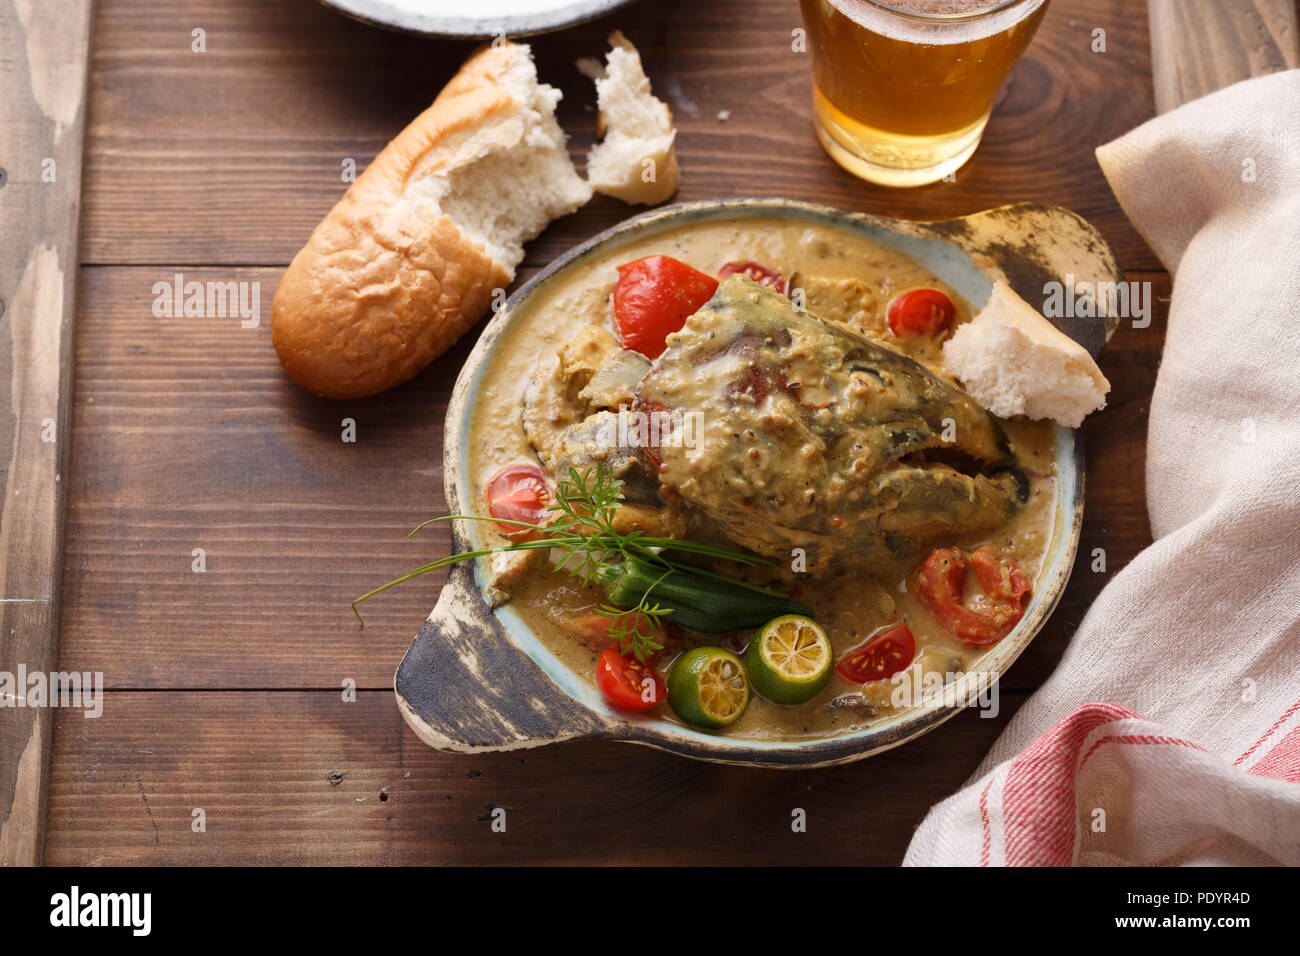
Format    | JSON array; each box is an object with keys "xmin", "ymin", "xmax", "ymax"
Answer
[{"xmin": 39, "ymin": 0, "xmax": 1170, "ymax": 865}]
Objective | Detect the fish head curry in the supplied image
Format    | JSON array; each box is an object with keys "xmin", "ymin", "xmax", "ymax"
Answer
[{"xmin": 466, "ymin": 220, "xmax": 1058, "ymax": 739}]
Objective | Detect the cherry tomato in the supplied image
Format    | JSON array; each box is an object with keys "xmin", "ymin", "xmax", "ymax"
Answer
[
  {"xmin": 915, "ymin": 545, "xmax": 1030, "ymax": 646},
  {"xmin": 612, "ymin": 255, "xmax": 719, "ymax": 358},
  {"xmin": 486, "ymin": 464, "xmax": 550, "ymax": 534},
  {"xmin": 718, "ymin": 260, "xmax": 787, "ymax": 294},
  {"xmin": 595, "ymin": 647, "xmax": 667, "ymax": 711},
  {"xmin": 836, "ymin": 623, "xmax": 917, "ymax": 683},
  {"xmin": 887, "ymin": 288, "xmax": 956, "ymax": 337}
]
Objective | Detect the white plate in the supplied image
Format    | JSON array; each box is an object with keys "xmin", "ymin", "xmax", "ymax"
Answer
[{"xmin": 322, "ymin": 0, "xmax": 637, "ymax": 37}]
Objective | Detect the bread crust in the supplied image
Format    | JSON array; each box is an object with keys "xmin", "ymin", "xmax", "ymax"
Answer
[{"xmin": 271, "ymin": 45, "xmax": 520, "ymax": 399}]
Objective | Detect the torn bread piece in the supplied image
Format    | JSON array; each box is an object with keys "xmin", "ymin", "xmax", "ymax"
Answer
[
  {"xmin": 942, "ymin": 281, "xmax": 1110, "ymax": 428},
  {"xmin": 272, "ymin": 42, "xmax": 592, "ymax": 399},
  {"xmin": 585, "ymin": 31, "xmax": 680, "ymax": 205}
]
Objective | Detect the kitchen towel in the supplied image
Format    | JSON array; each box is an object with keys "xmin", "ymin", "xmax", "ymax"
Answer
[{"xmin": 904, "ymin": 69, "xmax": 1300, "ymax": 866}]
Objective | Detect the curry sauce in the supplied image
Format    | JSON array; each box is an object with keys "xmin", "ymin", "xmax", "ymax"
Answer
[{"xmin": 467, "ymin": 218, "xmax": 1057, "ymax": 741}]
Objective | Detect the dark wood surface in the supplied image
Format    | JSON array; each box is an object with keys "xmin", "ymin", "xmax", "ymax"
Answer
[
  {"xmin": 45, "ymin": 0, "xmax": 1169, "ymax": 865},
  {"xmin": 0, "ymin": 0, "xmax": 94, "ymax": 866},
  {"xmin": 1149, "ymin": 0, "xmax": 1299, "ymax": 113}
]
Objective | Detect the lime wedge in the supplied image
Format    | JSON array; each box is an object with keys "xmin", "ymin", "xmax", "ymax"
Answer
[
  {"xmin": 667, "ymin": 647, "xmax": 750, "ymax": 729},
  {"xmin": 746, "ymin": 615, "xmax": 833, "ymax": 705}
]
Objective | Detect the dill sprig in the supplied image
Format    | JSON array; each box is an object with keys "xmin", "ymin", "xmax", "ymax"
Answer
[{"xmin": 353, "ymin": 463, "xmax": 774, "ymax": 661}]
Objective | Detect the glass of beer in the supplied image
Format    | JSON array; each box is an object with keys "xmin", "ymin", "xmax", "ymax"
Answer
[{"xmin": 798, "ymin": 0, "xmax": 1050, "ymax": 187}]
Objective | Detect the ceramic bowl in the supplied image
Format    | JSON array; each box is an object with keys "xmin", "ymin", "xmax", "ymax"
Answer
[{"xmin": 395, "ymin": 198, "xmax": 1119, "ymax": 768}]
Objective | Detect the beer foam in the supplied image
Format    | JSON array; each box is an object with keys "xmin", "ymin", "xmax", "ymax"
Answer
[{"xmin": 829, "ymin": 0, "xmax": 1046, "ymax": 45}]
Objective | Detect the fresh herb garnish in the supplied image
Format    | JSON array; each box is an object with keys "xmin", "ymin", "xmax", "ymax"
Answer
[{"xmin": 353, "ymin": 463, "xmax": 778, "ymax": 661}]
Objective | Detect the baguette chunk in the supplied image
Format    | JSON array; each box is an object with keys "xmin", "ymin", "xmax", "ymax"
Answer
[
  {"xmin": 942, "ymin": 281, "xmax": 1110, "ymax": 428},
  {"xmin": 272, "ymin": 42, "xmax": 591, "ymax": 399},
  {"xmin": 585, "ymin": 32, "xmax": 679, "ymax": 205}
]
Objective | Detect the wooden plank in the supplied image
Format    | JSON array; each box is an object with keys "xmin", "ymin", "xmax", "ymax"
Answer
[
  {"xmin": 44, "ymin": 689, "xmax": 1030, "ymax": 865},
  {"xmin": 79, "ymin": 0, "xmax": 1163, "ymax": 271},
  {"xmin": 47, "ymin": 0, "xmax": 1176, "ymax": 865},
  {"xmin": 0, "ymin": 0, "xmax": 95, "ymax": 866},
  {"xmin": 59, "ymin": 266, "xmax": 461, "ymax": 689},
  {"xmin": 55, "ymin": 267, "xmax": 1166, "ymax": 690},
  {"xmin": 1149, "ymin": 0, "xmax": 1300, "ymax": 113}
]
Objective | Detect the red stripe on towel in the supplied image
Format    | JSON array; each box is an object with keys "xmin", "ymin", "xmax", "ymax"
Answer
[
  {"xmin": 1078, "ymin": 734, "xmax": 1205, "ymax": 770},
  {"xmin": 1002, "ymin": 703, "xmax": 1138, "ymax": 866},
  {"xmin": 1235, "ymin": 698, "xmax": 1300, "ymax": 767},
  {"xmin": 979, "ymin": 778, "xmax": 994, "ymax": 867},
  {"xmin": 1249, "ymin": 725, "xmax": 1300, "ymax": 782}
]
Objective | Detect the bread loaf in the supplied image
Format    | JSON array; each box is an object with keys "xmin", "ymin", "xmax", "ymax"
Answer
[{"xmin": 271, "ymin": 42, "xmax": 592, "ymax": 399}]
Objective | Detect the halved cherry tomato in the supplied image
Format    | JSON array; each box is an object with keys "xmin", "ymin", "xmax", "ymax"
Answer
[
  {"xmin": 915, "ymin": 545, "xmax": 1030, "ymax": 646},
  {"xmin": 612, "ymin": 255, "xmax": 719, "ymax": 358},
  {"xmin": 836, "ymin": 623, "xmax": 917, "ymax": 684},
  {"xmin": 718, "ymin": 260, "xmax": 787, "ymax": 294},
  {"xmin": 486, "ymin": 464, "xmax": 550, "ymax": 534},
  {"xmin": 887, "ymin": 288, "xmax": 956, "ymax": 337},
  {"xmin": 595, "ymin": 647, "xmax": 667, "ymax": 711}
]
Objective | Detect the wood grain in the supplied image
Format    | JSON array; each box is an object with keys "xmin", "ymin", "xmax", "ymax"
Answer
[
  {"xmin": 45, "ymin": 689, "xmax": 1029, "ymax": 865},
  {"xmin": 0, "ymin": 0, "xmax": 94, "ymax": 867},
  {"xmin": 79, "ymin": 0, "xmax": 1162, "ymax": 270},
  {"xmin": 1149, "ymin": 0, "xmax": 1299, "ymax": 113},
  {"xmin": 44, "ymin": 0, "xmax": 1175, "ymax": 864},
  {"xmin": 60, "ymin": 266, "xmax": 463, "ymax": 689}
]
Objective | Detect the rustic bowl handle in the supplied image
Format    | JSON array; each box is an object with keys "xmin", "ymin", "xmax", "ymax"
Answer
[
  {"xmin": 394, "ymin": 562, "xmax": 610, "ymax": 753},
  {"xmin": 909, "ymin": 203, "xmax": 1123, "ymax": 358}
]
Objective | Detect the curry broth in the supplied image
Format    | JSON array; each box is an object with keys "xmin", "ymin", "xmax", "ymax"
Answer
[{"xmin": 468, "ymin": 218, "xmax": 1058, "ymax": 740}]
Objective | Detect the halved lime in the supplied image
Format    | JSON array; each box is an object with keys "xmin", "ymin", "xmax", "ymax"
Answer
[
  {"xmin": 667, "ymin": 647, "xmax": 750, "ymax": 729},
  {"xmin": 746, "ymin": 615, "xmax": 833, "ymax": 705}
]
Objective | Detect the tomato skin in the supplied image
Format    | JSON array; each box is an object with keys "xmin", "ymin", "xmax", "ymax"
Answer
[
  {"xmin": 486, "ymin": 464, "xmax": 550, "ymax": 535},
  {"xmin": 915, "ymin": 546, "xmax": 1030, "ymax": 646},
  {"xmin": 836, "ymin": 623, "xmax": 917, "ymax": 683},
  {"xmin": 595, "ymin": 647, "xmax": 667, "ymax": 711},
  {"xmin": 718, "ymin": 260, "xmax": 787, "ymax": 294},
  {"xmin": 887, "ymin": 288, "xmax": 956, "ymax": 337},
  {"xmin": 613, "ymin": 256, "xmax": 719, "ymax": 358}
]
